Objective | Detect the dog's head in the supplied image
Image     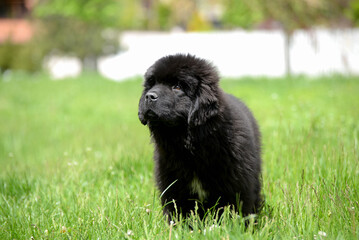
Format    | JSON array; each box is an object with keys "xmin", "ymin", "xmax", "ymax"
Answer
[{"xmin": 138, "ymin": 54, "xmax": 220, "ymax": 127}]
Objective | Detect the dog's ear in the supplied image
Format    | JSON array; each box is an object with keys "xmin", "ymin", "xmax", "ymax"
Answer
[{"xmin": 188, "ymin": 84, "xmax": 219, "ymax": 126}]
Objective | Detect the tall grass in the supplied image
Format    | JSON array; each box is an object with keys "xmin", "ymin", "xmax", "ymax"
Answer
[{"xmin": 0, "ymin": 74, "xmax": 358, "ymax": 239}]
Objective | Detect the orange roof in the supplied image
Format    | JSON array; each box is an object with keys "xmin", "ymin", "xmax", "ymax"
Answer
[{"xmin": 0, "ymin": 19, "xmax": 33, "ymax": 44}]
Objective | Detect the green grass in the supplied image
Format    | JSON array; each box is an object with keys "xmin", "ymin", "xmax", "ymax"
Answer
[{"xmin": 0, "ymin": 73, "xmax": 358, "ymax": 239}]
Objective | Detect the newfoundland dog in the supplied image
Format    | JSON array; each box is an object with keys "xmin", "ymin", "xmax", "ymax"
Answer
[{"xmin": 138, "ymin": 54, "xmax": 262, "ymax": 221}]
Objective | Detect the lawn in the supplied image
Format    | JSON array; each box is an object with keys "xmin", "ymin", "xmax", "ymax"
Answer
[{"xmin": 0, "ymin": 73, "xmax": 358, "ymax": 239}]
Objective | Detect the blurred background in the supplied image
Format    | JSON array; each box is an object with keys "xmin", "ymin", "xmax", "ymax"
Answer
[
  {"xmin": 0, "ymin": 0, "xmax": 359, "ymax": 80},
  {"xmin": 2, "ymin": 2, "xmax": 359, "ymax": 239}
]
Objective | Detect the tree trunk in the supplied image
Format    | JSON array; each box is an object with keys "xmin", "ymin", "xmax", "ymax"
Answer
[
  {"xmin": 82, "ymin": 56, "xmax": 98, "ymax": 72},
  {"xmin": 284, "ymin": 30, "xmax": 292, "ymax": 77}
]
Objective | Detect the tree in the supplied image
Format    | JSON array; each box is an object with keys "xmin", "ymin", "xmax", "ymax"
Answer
[
  {"xmin": 34, "ymin": 0, "xmax": 123, "ymax": 71},
  {"xmin": 141, "ymin": 0, "xmax": 216, "ymax": 31},
  {"xmin": 347, "ymin": 0, "xmax": 359, "ymax": 25},
  {"xmin": 222, "ymin": 0, "xmax": 263, "ymax": 29},
  {"xmin": 222, "ymin": 0, "xmax": 353, "ymax": 76},
  {"xmin": 259, "ymin": 0, "xmax": 352, "ymax": 76},
  {"xmin": 257, "ymin": 0, "xmax": 322, "ymax": 76}
]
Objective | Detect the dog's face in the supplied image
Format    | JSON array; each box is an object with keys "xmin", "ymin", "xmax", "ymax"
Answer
[{"xmin": 138, "ymin": 54, "xmax": 220, "ymax": 127}]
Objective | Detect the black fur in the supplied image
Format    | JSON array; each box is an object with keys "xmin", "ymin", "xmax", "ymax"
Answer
[{"xmin": 138, "ymin": 54, "xmax": 262, "ymax": 221}]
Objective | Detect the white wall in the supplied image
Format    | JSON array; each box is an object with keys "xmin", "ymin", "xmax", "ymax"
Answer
[
  {"xmin": 47, "ymin": 29, "xmax": 359, "ymax": 80},
  {"xmin": 46, "ymin": 56, "xmax": 82, "ymax": 79},
  {"xmin": 290, "ymin": 29, "xmax": 359, "ymax": 75}
]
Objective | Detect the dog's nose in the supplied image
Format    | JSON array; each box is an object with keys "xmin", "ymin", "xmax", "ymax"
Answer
[{"xmin": 145, "ymin": 92, "xmax": 158, "ymax": 102}]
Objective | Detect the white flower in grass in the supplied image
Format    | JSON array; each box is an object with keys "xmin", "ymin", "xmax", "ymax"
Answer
[
  {"xmin": 170, "ymin": 220, "xmax": 174, "ymax": 225},
  {"xmin": 210, "ymin": 224, "xmax": 219, "ymax": 231},
  {"xmin": 127, "ymin": 230, "xmax": 133, "ymax": 236},
  {"xmin": 318, "ymin": 231, "xmax": 327, "ymax": 237}
]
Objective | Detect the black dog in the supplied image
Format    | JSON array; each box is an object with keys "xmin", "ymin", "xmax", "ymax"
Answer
[{"xmin": 138, "ymin": 54, "xmax": 262, "ymax": 221}]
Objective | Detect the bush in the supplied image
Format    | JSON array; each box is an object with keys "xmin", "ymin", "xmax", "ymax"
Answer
[{"xmin": 0, "ymin": 40, "xmax": 45, "ymax": 74}]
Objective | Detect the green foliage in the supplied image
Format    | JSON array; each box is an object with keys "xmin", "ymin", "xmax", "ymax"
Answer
[
  {"xmin": 35, "ymin": 0, "xmax": 146, "ymax": 30},
  {"xmin": 34, "ymin": 0, "xmax": 121, "ymax": 71},
  {"xmin": 347, "ymin": 0, "xmax": 359, "ymax": 26},
  {"xmin": 157, "ymin": 2, "xmax": 173, "ymax": 30},
  {"xmin": 0, "ymin": 74, "xmax": 358, "ymax": 239},
  {"xmin": 222, "ymin": 0, "xmax": 263, "ymax": 29},
  {"xmin": 222, "ymin": 0, "xmax": 354, "ymax": 31},
  {"xmin": 117, "ymin": 0, "xmax": 144, "ymax": 29},
  {"xmin": 35, "ymin": 0, "xmax": 122, "ymax": 27},
  {"xmin": 37, "ymin": 16, "xmax": 119, "ymax": 61},
  {"xmin": 0, "ymin": 41, "xmax": 45, "ymax": 73},
  {"xmin": 187, "ymin": 11, "xmax": 213, "ymax": 31}
]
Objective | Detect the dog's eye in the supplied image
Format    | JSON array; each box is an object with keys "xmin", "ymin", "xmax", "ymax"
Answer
[
  {"xmin": 147, "ymin": 76, "xmax": 155, "ymax": 85},
  {"xmin": 172, "ymin": 84, "xmax": 181, "ymax": 91}
]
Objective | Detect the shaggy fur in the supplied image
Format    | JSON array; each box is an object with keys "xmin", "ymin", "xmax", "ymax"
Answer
[{"xmin": 138, "ymin": 54, "xmax": 262, "ymax": 221}]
